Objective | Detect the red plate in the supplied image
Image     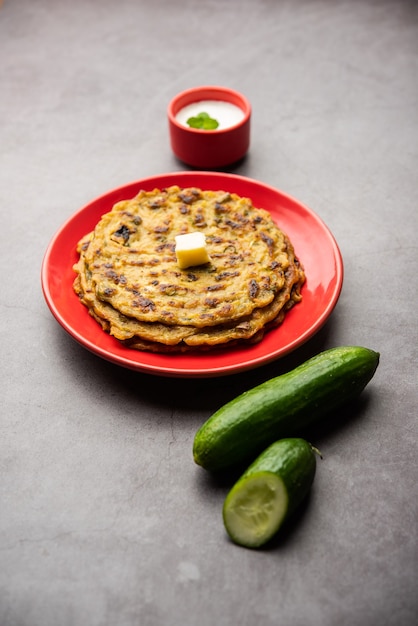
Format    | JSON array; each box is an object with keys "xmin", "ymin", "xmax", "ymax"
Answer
[{"xmin": 41, "ymin": 171, "xmax": 343, "ymax": 377}]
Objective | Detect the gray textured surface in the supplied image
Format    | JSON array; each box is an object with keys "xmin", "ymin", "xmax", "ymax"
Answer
[{"xmin": 1, "ymin": 1, "xmax": 417, "ymax": 625}]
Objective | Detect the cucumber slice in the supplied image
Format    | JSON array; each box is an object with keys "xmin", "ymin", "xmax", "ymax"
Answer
[{"xmin": 223, "ymin": 438, "xmax": 317, "ymax": 548}]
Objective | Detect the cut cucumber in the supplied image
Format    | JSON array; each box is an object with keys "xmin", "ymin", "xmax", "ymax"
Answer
[
  {"xmin": 223, "ymin": 472, "xmax": 288, "ymax": 548},
  {"xmin": 223, "ymin": 438, "xmax": 317, "ymax": 548}
]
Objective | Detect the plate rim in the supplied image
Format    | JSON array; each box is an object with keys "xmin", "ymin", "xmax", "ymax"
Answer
[{"xmin": 41, "ymin": 171, "xmax": 344, "ymax": 378}]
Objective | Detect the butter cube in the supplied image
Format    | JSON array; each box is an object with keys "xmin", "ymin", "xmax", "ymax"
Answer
[{"xmin": 175, "ymin": 232, "xmax": 211, "ymax": 269}]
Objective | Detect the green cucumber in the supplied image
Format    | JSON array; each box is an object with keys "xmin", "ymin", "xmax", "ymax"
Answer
[
  {"xmin": 193, "ymin": 346, "xmax": 379, "ymax": 471},
  {"xmin": 223, "ymin": 438, "xmax": 317, "ymax": 548}
]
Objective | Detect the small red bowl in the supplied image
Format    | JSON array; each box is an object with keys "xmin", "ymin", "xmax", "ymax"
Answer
[{"xmin": 167, "ymin": 86, "xmax": 251, "ymax": 169}]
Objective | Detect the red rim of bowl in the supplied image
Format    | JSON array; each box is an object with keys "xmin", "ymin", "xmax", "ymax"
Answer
[{"xmin": 167, "ymin": 85, "xmax": 251, "ymax": 134}]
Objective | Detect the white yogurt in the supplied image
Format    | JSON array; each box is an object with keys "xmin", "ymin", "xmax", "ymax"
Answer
[{"xmin": 175, "ymin": 100, "xmax": 245, "ymax": 130}]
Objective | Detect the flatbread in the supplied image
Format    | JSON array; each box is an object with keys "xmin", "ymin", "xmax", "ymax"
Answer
[{"xmin": 73, "ymin": 186, "xmax": 305, "ymax": 352}]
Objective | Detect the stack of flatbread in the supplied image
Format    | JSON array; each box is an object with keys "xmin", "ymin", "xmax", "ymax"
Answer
[{"xmin": 73, "ymin": 186, "xmax": 305, "ymax": 352}]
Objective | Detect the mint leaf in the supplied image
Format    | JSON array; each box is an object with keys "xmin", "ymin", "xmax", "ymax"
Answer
[
  {"xmin": 202, "ymin": 117, "xmax": 219, "ymax": 129},
  {"xmin": 186, "ymin": 111, "xmax": 219, "ymax": 130},
  {"xmin": 187, "ymin": 116, "xmax": 204, "ymax": 129}
]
